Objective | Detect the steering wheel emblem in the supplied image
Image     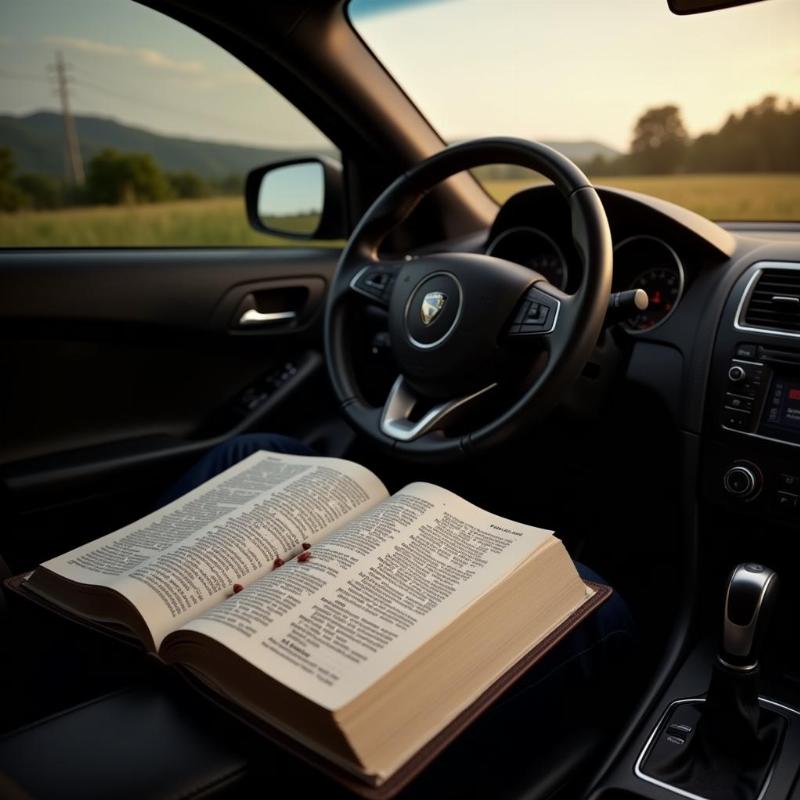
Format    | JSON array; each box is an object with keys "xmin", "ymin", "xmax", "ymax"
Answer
[{"xmin": 420, "ymin": 292, "xmax": 447, "ymax": 326}]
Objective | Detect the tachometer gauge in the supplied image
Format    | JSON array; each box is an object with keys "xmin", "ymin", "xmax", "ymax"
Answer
[
  {"xmin": 487, "ymin": 226, "xmax": 569, "ymax": 290},
  {"xmin": 614, "ymin": 236, "xmax": 685, "ymax": 332}
]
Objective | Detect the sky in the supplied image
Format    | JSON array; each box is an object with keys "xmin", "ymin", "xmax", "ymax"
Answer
[
  {"xmin": 0, "ymin": 0, "xmax": 797, "ymax": 153},
  {"xmin": 351, "ymin": 0, "xmax": 799, "ymax": 150},
  {"xmin": 0, "ymin": 0, "xmax": 331, "ymax": 149}
]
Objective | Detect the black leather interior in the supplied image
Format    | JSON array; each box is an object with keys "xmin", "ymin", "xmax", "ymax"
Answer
[{"xmin": 0, "ymin": 687, "xmax": 249, "ymax": 800}]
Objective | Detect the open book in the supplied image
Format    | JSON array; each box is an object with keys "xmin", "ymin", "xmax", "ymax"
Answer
[{"xmin": 17, "ymin": 451, "xmax": 609, "ymax": 797}]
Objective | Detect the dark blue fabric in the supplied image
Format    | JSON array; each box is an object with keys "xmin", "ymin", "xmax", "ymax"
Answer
[{"xmin": 160, "ymin": 434, "xmax": 635, "ymax": 705}]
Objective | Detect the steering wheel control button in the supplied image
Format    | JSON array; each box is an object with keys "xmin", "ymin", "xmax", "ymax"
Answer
[
  {"xmin": 405, "ymin": 272, "xmax": 462, "ymax": 349},
  {"xmin": 511, "ymin": 300, "xmax": 531, "ymax": 325},
  {"xmin": 352, "ymin": 265, "xmax": 396, "ymax": 305},
  {"xmin": 510, "ymin": 287, "xmax": 559, "ymax": 336},
  {"xmin": 525, "ymin": 303, "xmax": 547, "ymax": 324},
  {"xmin": 723, "ymin": 462, "xmax": 761, "ymax": 500}
]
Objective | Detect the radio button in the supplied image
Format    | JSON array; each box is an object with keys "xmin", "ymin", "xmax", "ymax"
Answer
[
  {"xmin": 740, "ymin": 381, "xmax": 760, "ymax": 398},
  {"xmin": 778, "ymin": 473, "xmax": 800, "ymax": 491},
  {"xmin": 722, "ymin": 409, "xmax": 752, "ymax": 430},
  {"xmin": 735, "ymin": 343, "xmax": 757, "ymax": 359},
  {"xmin": 724, "ymin": 393, "xmax": 754, "ymax": 412},
  {"xmin": 730, "ymin": 359, "xmax": 764, "ymax": 377},
  {"xmin": 772, "ymin": 491, "xmax": 798, "ymax": 513},
  {"xmin": 723, "ymin": 463, "xmax": 761, "ymax": 500},
  {"xmin": 725, "ymin": 469, "xmax": 753, "ymax": 495},
  {"xmin": 728, "ymin": 365, "xmax": 746, "ymax": 383}
]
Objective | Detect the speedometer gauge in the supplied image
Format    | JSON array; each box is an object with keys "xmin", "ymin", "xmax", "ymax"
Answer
[
  {"xmin": 486, "ymin": 226, "xmax": 569, "ymax": 290},
  {"xmin": 614, "ymin": 236, "xmax": 685, "ymax": 332}
]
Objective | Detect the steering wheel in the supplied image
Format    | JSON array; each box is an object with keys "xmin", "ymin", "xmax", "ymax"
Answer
[{"xmin": 324, "ymin": 137, "xmax": 613, "ymax": 461}]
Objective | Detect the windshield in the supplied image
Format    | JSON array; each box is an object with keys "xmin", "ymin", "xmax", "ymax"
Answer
[{"xmin": 349, "ymin": 0, "xmax": 799, "ymax": 221}]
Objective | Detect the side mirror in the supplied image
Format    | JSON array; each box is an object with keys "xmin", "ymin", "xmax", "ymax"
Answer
[{"xmin": 245, "ymin": 156, "xmax": 345, "ymax": 240}]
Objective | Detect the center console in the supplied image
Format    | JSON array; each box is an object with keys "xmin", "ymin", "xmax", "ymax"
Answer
[
  {"xmin": 588, "ymin": 562, "xmax": 800, "ymax": 800},
  {"xmin": 588, "ymin": 260, "xmax": 800, "ymax": 800},
  {"xmin": 634, "ymin": 564, "xmax": 795, "ymax": 800},
  {"xmin": 704, "ymin": 262, "xmax": 800, "ymax": 525}
]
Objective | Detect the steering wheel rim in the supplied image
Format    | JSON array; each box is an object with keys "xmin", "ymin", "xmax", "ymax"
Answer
[{"xmin": 324, "ymin": 137, "xmax": 613, "ymax": 461}]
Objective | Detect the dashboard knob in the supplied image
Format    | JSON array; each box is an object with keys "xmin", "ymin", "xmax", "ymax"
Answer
[
  {"xmin": 723, "ymin": 463, "xmax": 761, "ymax": 500},
  {"xmin": 728, "ymin": 365, "xmax": 746, "ymax": 382}
]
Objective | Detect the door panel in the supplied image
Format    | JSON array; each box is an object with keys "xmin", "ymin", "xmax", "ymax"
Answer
[
  {"xmin": 1, "ymin": 249, "xmax": 337, "ymax": 334},
  {"xmin": 0, "ymin": 247, "xmax": 340, "ymax": 568}
]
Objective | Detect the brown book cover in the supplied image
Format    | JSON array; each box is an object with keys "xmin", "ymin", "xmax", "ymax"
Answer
[{"xmin": 7, "ymin": 573, "xmax": 610, "ymax": 798}]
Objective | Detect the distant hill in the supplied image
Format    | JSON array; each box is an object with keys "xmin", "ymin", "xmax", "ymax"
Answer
[
  {"xmin": 0, "ymin": 111, "xmax": 324, "ymax": 179},
  {"xmin": 455, "ymin": 136, "xmax": 620, "ymax": 164},
  {"xmin": 0, "ymin": 111, "xmax": 621, "ymax": 179},
  {"xmin": 540, "ymin": 140, "xmax": 621, "ymax": 162}
]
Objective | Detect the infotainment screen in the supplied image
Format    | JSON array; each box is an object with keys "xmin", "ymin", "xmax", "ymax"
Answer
[{"xmin": 763, "ymin": 377, "xmax": 800, "ymax": 431}]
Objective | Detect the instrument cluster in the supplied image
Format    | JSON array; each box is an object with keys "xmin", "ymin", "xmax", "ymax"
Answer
[{"xmin": 486, "ymin": 196, "xmax": 688, "ymax": 334}]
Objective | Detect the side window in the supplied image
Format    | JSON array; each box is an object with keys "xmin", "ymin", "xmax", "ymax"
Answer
[{"xmin": 0, "ymin": 0, "xmax": 337, "ymax": 247}]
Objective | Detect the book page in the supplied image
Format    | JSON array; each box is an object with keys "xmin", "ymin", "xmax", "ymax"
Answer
[
  {"xmin": 39, "ymin": 451, "xmax": 388, "ymax": 647},
  {"xmin": 175, "ymin": 482, "xmax": 556, "ymax": 710}
]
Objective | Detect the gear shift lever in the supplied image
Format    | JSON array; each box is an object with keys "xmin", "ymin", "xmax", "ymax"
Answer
[
  {"xmin": 641, "ymin": 564, "xmax": 785, "ymax": 800},
  {"xmin": 719, "ymin": 563, "xmax": 778, "ymax": 670},
  {"xmin": 702, "ymin": 563, "xmax": 780, "ymax": 756}
]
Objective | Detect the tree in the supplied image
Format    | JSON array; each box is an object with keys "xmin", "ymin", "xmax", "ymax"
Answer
[
  {"xmin": 85, "ymin": 149, "xmax": 172, "ymax": 205},
  {"xmin": 687, "ymin": 95, "xmax": 800, "ymax": 173},
  {"xmin": 0, "ymin": 147, "xmax": 13, "ymax": 183},
  {"xmin": 15, "ymin": 173, "xmax": 64, "ymax": 210},
  {"xmin": 212, "ymin": 173, "xmax": 245, "ymax": 196},
  {"xmin": 630, "ymin": 105, "xmax": 689, "ymax": 174},
  {"xmin": 0, "ymin": 147, "xmax": 31, "ymax": 212},
  {"xmin": 167, "ymin": 170, "xmax": 210, "ymax": 199}
]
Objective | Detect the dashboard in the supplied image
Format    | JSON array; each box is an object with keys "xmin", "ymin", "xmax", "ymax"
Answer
[
  {"xmin": 486, "ymin": 223, "xmax": 685, "ymax": 332},
  {"xmin": 483, "ymin": 184, "xmax": 716, "ymax": 335},
  {"xmin": 484, "ymin": 181, "xmax": 800, "ymax": 531}
]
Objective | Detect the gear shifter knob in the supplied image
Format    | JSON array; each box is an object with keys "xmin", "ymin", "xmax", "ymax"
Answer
[
  {"xmin": 721, "ymin": 563, "xmax": 778, "ymax": 669},
  {"xmin": 641, "ymin": 563, "xmax": 785, "ymax": 796}
]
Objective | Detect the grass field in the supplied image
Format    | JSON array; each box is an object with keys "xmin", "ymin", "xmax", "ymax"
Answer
[
  {"xmin": 484, "ymin": 173, "xmax": 800, "ymax": 222},
  {"xmin": 0, "ymin": 196, "xmax": 311, "ymax": 248},
  {"xmin": 1, "ymin": 173, "xmax": 798, "ymax": 248}
]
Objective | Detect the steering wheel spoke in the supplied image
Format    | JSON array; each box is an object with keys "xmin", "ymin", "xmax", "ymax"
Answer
[
  {"xmin": 326, "ymin": 137, "xmax": 612, "ymax": 460},
  {"xmin": 349, "ymin": 260, "xmax": 403, "ymax": 309},
  {"xmin": 380, "ymin": 376, "xmax": 496, "ymax": 442}
]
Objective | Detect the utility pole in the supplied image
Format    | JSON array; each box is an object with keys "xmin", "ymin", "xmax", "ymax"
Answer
[{"xmin": 48, "ymin": 51, "xmax": 84, "ymax": 186}]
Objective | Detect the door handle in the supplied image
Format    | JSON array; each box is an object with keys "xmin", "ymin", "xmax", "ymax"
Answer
[{"xmin": 238, "ymin": 309, "xmax": 297, "ymax": 327}]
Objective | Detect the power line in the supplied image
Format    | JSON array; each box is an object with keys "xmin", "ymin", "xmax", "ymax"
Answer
[
  {"xmin": 69, "ymin": 72, "xmax": 269, "ymax": 140},
  {"xmin": 47, "ymin": 52, "xmax": 84, "ymax": 186},
  {"xmin": 2, "ymin": 63, "xmax": 277, "ymax": 148},
  {"xmin": 0, "ymin": 68, "xmax": 241, "ymax": 129},
  {"xmin": 0, "ymin": 68, "xmax": 51, "ymax": 84}
]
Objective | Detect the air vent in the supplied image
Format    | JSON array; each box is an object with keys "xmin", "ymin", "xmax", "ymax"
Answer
[{"xmin": 744, "ymin": 268, "xmax": 800, "ymax": 334}]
